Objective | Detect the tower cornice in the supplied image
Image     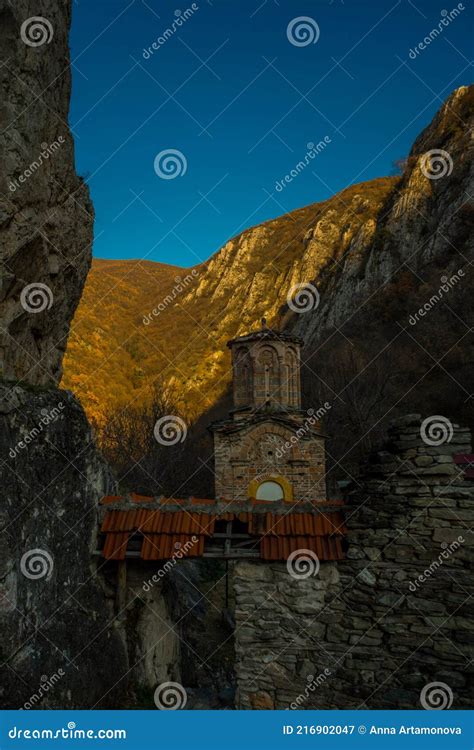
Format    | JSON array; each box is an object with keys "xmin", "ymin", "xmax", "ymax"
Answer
[{"xmin": 227, "ymin": 327, "xmax": 304, "ymax": 348}]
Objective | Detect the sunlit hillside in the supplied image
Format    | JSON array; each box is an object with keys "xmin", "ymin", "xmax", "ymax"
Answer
[{"xmin": 62, "ymin": 178, "xmax": 395, "ymax": 426}]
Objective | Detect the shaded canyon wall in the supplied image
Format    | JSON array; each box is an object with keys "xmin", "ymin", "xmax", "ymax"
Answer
[{"xmin": 0, "ymin": 0, "xmax": 131, "ymax": 707}]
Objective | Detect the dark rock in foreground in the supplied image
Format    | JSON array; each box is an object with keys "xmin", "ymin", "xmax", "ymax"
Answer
[{"xmin": 0, "ymin": 385, "xmax": 127, "ymax": 708}]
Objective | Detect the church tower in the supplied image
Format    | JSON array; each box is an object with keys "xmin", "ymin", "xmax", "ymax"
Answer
[{"xmin": 211, "ymin": 324, "xmax": 327, "ymax": 503}]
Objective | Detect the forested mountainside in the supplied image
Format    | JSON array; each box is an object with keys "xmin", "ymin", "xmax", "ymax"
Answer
[{"xmin": 63, "ymin": 175, "xmax": 395, "ymax": 425}]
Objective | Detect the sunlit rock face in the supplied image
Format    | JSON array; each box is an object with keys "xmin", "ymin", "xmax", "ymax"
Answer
[
  {"xmin": 0, "ymin": 0, "xmax": 94, "ymax": 386},
  {"xmin": 290, "ymin": 85, "xmax": 474, "ymax": 347}
]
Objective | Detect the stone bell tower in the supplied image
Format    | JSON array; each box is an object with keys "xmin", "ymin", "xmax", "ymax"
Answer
[
  {"xmin": 210, "ymin": 323, "xmax": 327, "ymax": 502},
  {"xmin": 231, "ymin": 322, "xmax": 302, "ymax": 411}
]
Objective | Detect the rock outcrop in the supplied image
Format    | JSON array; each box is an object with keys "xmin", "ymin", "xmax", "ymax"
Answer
[
  {"xmin": 0, "ymin": 1, "xmax": 129, "ymax": 708},
  {"xmin": 0, "ymin": 385, "xmax": 127, "ymax": 708},
  {"xmin": 290, "ymin": 85, "xmax": 474, "ymax": 345},
  {"xmin": 0, "ymin": 0, "xmax": 94, "ymax": 385}
]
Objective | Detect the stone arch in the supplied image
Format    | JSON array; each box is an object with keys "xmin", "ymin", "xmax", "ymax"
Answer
[{"xmin": 248, "ymin": 474, "xmax": 293, "ymax": 502}]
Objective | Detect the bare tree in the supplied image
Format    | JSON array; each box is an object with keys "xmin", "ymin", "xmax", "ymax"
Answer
[{"xmin": 99, "ymin": 383, "xmax": 214, "ymax": 498}]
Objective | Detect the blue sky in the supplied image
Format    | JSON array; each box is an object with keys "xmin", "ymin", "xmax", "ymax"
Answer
[{"xmin": 69, "ymin": 0, "xmax": 473, "ymax": 267}]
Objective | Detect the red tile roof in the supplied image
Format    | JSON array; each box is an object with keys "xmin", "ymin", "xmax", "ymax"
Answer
[
  {"xmin": 260, "ymin": 535, "xmax": 344, "ymax": 561},
  {"xmin": 99, "ymin": 496, "xmax": 346, "ymax": 563}
]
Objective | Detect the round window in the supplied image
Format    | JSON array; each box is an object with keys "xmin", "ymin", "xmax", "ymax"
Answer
[{"xmin": 256, "ymin": 480, "xmax": 284, "ymax": 501}]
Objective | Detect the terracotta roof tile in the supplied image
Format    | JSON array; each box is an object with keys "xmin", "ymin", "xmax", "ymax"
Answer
[
  {"xmin": 100, "ymin": 506, "xmax": 346, "ymax": 562},
  {"xmin": 100, "ymin": 495, "xmax": 344, "ymax": 506},
  {"xmin": 103, "ymin": 531, "xmax": 129, "ymax": 560},
  {"xmin": 130, "ymin": 492, "xmax": 154, "ymax": 503},
  {"xmin": 100, "ymin": 495, "xmax": 122, "ymax": 505},
  {"xmin": 260, "ymin": 535, "xmax": 344, "ymax": 561},
  {"xmin": 141, "ymin": 534, "xmax": 204, "ymax": 560}
]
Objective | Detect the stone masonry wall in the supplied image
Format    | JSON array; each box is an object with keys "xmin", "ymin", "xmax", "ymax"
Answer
[{"xmin": 233, "ymin": 415, "xmax": 473, "ymax": 709}]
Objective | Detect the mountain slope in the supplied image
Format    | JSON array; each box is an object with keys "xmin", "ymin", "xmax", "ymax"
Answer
[
  {"xmin": 62, "ymin": 86, "xmax": 473, "ymax": 430},
  {"xmin": 62, "ymin": 178, "xmax": 395, "ymax": 425},
  {"xmin": 62, "ymin": 259, "xmax": 184, "ymax": 425},
  {"xmin": 289, "ymin": 84, "xmax": 474, "ymax": 346}
]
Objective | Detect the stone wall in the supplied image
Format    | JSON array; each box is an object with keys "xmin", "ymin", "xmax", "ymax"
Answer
[
  {"xmin": 234, "ymin": 560, "xmax": 341, "ymax": 709},
  {"xmin": 233, "ymin": 415, "xmax": 473, "ymax": 709}
]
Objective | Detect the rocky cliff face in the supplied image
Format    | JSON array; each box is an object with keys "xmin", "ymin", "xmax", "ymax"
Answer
[
  {"xmin": 0, "ymin": 0, "xmax": 129, "ymax": 708},
  {"xmin": 0, "ymin": 0, "xmax": 94, "ymax": 385},
  {"xmin": 62, "ymin": 86, "xmax": 473, "ymax": 430},
  {"xmin": 289, "ymin": 85, "xmax": 473, "ymax": 345},
  {"xmin": 0, "ymin": 385, "xmax": 127, "ymax": 708}
]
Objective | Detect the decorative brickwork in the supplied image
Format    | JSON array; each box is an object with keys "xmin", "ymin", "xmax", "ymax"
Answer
[{"xmin": 213, "ymin": 418, "xmax": 326, "ymax": 501}]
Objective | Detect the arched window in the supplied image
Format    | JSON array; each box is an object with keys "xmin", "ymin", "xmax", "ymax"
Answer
[
  {"xmin": 248, "ymin": 474, "xmax": 293, "ymax": 502},
  {"xmin": 257, "ymin": 346, "xmax": 278, "ymax": 404},
  {"xmin": 234, "ymin": 346, "xmax": 252, "ymax": 405},
  {"xmin": 256, "ymin": 480, "xmax": 284, "ymax": 501}
]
